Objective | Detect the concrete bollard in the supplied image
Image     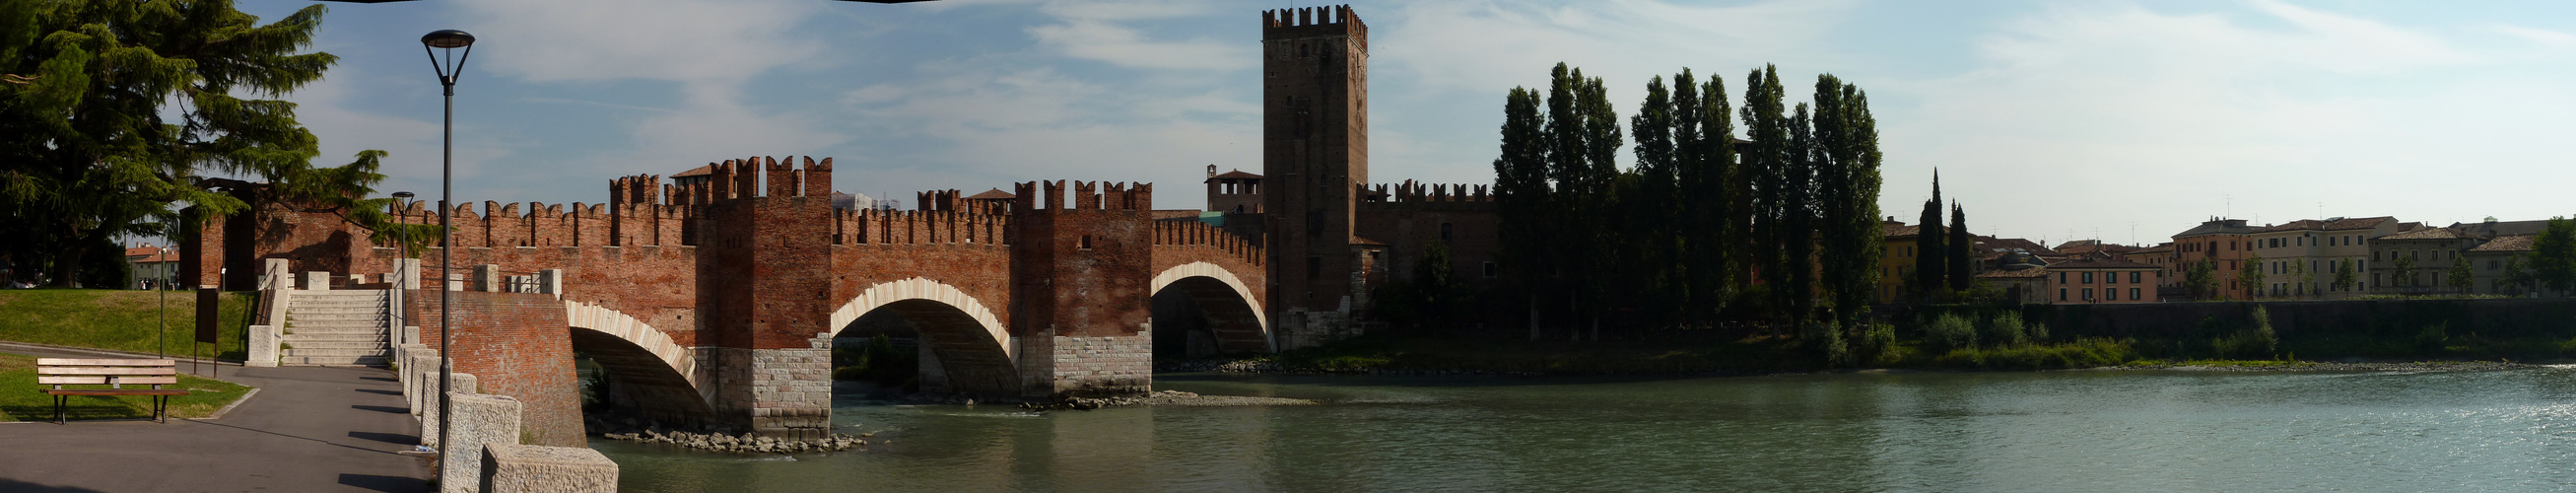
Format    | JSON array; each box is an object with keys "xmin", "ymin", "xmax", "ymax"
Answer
[
  {"xmin": 421, "ymin": 373, "xmax": 479, "ymax": 449},
  {"xmin": 304, "ymin": 271, "xmax": 331, "ymax": 291},
  {"xmin": 246, "ymin": 325, "xmax": 281, "ymax": 368},
  {"xmin": 473, "ymin": 264, "xmax": 501, "ymax": 293},
  {"xmin": 440, "ymin": 392, "xmax": 521, "ymax": 493},
  {"xmin": 481, "ymin": 445, "xmax": 618, "ymax": 493},
  {"xmin": 400, "ymin": 344, "xmax": 432, "ymax": 413}
]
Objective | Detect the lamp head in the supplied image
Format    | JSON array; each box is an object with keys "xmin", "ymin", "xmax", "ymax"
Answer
[{"xmin": 422, "ymin": 30, "xmax": 475, "ymax": 49}]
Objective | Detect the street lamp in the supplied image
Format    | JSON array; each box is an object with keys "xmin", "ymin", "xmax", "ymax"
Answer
[
  {"xmin": 390, "ymin": 190, "xmax": 413, "ymax": 348},
  {"xmin": 422, "ymin": 29, "xmax": 473, "ymax": 461}
]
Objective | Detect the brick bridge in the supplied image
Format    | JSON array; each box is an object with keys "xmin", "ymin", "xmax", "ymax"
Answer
[{"xmin": 190, "ymin": 156, "xmax": 1269, "ymax": 437}]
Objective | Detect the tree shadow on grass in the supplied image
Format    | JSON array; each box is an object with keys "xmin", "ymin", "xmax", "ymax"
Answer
[
  {"xmin": 0, "ymin": 478, "xmax": 106, "ymax": 493},
  {"xmin": 336, "ymin": 473, "xmax": 432, "ymax": 493}
]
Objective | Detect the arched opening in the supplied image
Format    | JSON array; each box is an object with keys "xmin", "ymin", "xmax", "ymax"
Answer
[
  {"xmin": 837, "ymin": 299, "xmax": 1019, "ymax": 398},
  {"xmin": 570, "ymin": 326, "xmax": 714, "ymax": 428},
  {"xmin": 1151, "ymin": 275, "xmax": 1268, "ymax": 360}
]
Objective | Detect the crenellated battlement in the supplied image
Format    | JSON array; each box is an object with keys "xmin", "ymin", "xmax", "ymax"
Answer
[
  {"xmin": 1153, "ymin": 220, "xmax": 1263, "ymax": 267},
  {"xmin": 1012, "ymin": 180, "xmax": 1155, "ymax": 212},
  {"xmin": 833, "ymin": 208, "xmax": 1010, "ymax": 246},
  {"xmin": 1362, "ymin": 179, "xmax": 1491, "ymax": 203}
]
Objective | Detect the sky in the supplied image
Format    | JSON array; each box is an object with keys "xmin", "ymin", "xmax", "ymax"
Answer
[{"xmin": 233, "ymin": 0, "xmax": 2576, "ymax": 248}]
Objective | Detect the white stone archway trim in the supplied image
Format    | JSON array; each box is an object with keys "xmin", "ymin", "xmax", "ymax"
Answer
[
  {"xmin": 1150, "ymin": 261, "xmax": 1270, "ymax": 342},
  {"xmin": 564, "ymin": 301, "xmax": 702, "ymax": 390},
  {"xmin": 830, "ymin": 277, "xmax": 1013, "ymax": 362}
]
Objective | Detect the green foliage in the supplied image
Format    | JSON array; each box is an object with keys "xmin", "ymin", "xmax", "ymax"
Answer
[
  {"xmin": 2186, "ymin": 258, "xmax": 2220, "ymax": 300},
  {"xmin": 1915, "ymin": 173, "xmax": 1945, "ymax": 299},
  {"xmin": 2027, "ymin": 320, "xmax": 2050, "ymax": 343},
  {"xmin": 2500, "ymin": 254, "xmax": 2535, "ymax": 296},
  {"xmin": 2414, "ymin": 322, "xmax": 2449, "ymax": 354},
  {"xmin": 1924, "ymin": 313, "xmax": 1978, "ymax": 354},
  {"xmin": 2534, "ymin": 217, "xmax": 2576, "ymax": 295},
  {"xmin": 1492, "ymin": 62, "xmax": 1882, "ymax": 333},
  {"xmin": 2393, "ymin": 254, "xmax": 2418, "ymax": 291},
  {"xmin": 1929, "ymin": 337, "xmax": 2136, "ymax": 370},
  {"xmin": 2448, "ymin": 253, "xmax": 2476, "ymax": 294},
  {"xmin": 0, "ymin": 1, "xmax": 397, "ymax": 287},
  {"xmin": 2241, "ymin": 253, "xmax": 2269, "ymax": 299},
  {"xmin": 1858, "ymin": 322, "xmax": 1898, "ymax": 366},
  {"xmin": 1982, "ymin": 312, "xmax": 2028, "ymax": 348},
  {"xmin": 1948, "ymin": 203, "xmax": 1973, "ymax": 291},
  {"xmin": 1797, "ymin": 319, "xmax": 1850, "ymax": 367},
  {"xmin": 2334, "ymin": 257, "xmax": 2359, "ymax": 293}
]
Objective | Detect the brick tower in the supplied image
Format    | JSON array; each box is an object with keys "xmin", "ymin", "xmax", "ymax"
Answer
[{"xmin": 1260, "ymin": 5, "xmax": 1368, "ymax": 340}]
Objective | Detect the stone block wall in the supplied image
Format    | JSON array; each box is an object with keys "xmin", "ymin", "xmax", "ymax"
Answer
[
  {"xmin": 441, "ymin": 392, "xmax": 522, "ymax": 493},
  {"xmin": 1028, "ymin": 333, "xmax": 1153, "ymax": 397},
  {"xmin": 747, "ymin": 338, "xmax": 832, "ymax": 438}
]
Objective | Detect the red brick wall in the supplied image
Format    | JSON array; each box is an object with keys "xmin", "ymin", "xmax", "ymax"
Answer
[{"xmin": 410, "ymin": 290, "xmax": 585, "ymax": 448}]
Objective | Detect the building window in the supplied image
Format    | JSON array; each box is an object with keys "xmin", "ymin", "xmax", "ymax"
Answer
[
  {"xmin": 2131, "ymin": 288, "xmax": 2141, "ymax": 300},
  {"xmin": 2106, "ymin": 288, "xmax": 2119, "ymax": 301},
  {"xmin": 2491, "ymin": 260, "xmax": 2501, "ymax": 269},
  {"xmin": 2082, "ymin": 272, "xmax": 2093, "ymax": 284},
  {"xmin": 1482, "ymin": 261, "xmax": 1497, "ymax": 278},
  {"xmin": 2130, "ymin": 271, "xmax": 2140, "ymax": 284},
  {"xmin": 1307, "ymin": 255, "xmax": 1322, "ymax": 278},
  {"xmin": 1441, "ymin": 222, "xmax": 1454, "ymax": 241},
  {"xmin": 2059, "ymin": 288, "xmax": 2068, "ymax": 302},
  {"xmin": 2059, "ymin": 272, "xmax": 2067, "ymax": 284},
  {"xmin": 2083, "ymin": 288, "xmax": 2094, "ymax": 301}
]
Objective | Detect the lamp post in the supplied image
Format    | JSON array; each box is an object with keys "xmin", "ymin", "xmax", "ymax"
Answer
[
  {"xmin": 390, "ymin": 191, "xmax": 413, "ymax": 348},
  {"xmin": 422, "ymin": 29, "xmax": 473, "ymax": 459}
]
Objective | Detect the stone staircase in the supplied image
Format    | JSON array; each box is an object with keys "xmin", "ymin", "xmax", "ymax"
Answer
[{"xmin": 282, "ymin": 290, "xmax": 392, "ymax": 366}]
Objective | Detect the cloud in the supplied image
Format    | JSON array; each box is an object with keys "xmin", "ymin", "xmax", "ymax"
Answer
[
  {"xmin": 1878, "ymin": 1, "xmax": 2563, "ymax": 241},
  {"xmin": 450, "ymin": 0, "xmax": 825, "ymax": 85},
  {"xmin": 2493, "ymin": 25, "xmax": 2576, "ymax": 48},
  {"xmin": 1025, "ymin": 1, "xmax": 1249, "ymax": 71}
]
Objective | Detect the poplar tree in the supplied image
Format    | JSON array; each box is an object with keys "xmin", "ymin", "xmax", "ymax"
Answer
[
  {"xmin": 0, "ymin": 1, "xmax": 408, "ymax": 287},
  {"xmin": 1740, "ymin": 65, "xmax": 1791, "ymax": 309},
  {"xmin": 1685, "ymin": 71, "xmax": 1739, "ymax": 320},
  {"xmin": 1916, "ymin": 173, "xmax": 1945, "ymax": 298},
  {"xmin": 1491, "ymin": 86, "xmax": 1548, "ymax": 336},
  {"xmin": 1811, "ymin": 75, "xmax": 1881, "ymax": 324},
  {"xmin": 1781, "ymin": 103, "xmax": 1816, "ymax": 317},
  {"xmin": 1627, "ymin": 75, "xmax": 1676, "ymax": 324}
]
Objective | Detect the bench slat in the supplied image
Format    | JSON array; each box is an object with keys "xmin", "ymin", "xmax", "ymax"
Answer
[
  {"xmin": 35, "ymin": 358, "xmax": 175, "ymax": 367},
  {"xmin": 44, "ymin": 389, "xmax": 190, "ymax": 396},
  {"xmin": 38, "ymin": 376, "xmax": 179, "ymax": 386},
  {"xmin": 37, "ymin": 367, "xmax": 178, "ymax": 376}
]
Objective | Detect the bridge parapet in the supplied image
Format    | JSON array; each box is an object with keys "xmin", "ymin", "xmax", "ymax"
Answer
[
  {"xmin": 835, "ymin": 209, "xmax": 1009, "ymax": 246},
  {"xmin": 1153, "ymin": 220, "xmax": 1263, "ymax": 267}
]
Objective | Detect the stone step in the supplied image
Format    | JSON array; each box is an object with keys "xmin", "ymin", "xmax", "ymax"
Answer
[
  {"xmin": 288, "ymin": 314, "xmax": 389, "ymax": 322},
  {"xmin": 283, "ymin": 346, "xmax": 388, "ymax": 357},
  {"xmin": 289, "ymin": 305, "xmax": 388, "ymax": 313},
  {"xmin": 280, "ymin": 355, "xmax": 388, "ymax": 367},
  {"xmin": 284, "ymin": 330, "xmax": 386, "ymax": 339},
  {"xmin": 285, "ymin": 339, "xmax": 387, "ymax": 350}
]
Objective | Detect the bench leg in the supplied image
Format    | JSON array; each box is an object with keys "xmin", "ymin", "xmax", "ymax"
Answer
[{"xmin": 53, "ymin": 394, "xmax": 65, "ymax": 425}]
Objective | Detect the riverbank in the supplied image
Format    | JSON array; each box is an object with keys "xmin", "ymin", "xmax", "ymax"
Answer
[
  {"xmin": 1020, "ymin": 389, "xmax": 1319, "ymax": 411},
  {"xmin": 1158, "ymin": 332, "xmax": 2553, "ymax": 378}
]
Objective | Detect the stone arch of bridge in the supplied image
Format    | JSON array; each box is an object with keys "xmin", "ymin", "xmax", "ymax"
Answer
[
  {"xmin": 830, "ymin": 277, "xmax": 1020, "ymax": 396},
  {"xmin": 1150, "ymin": 261, "xmax": 1272, "ymax": 353},
  {"xmin": 565, "ymin": 301, "xmax": 714, "ymax": 424}
]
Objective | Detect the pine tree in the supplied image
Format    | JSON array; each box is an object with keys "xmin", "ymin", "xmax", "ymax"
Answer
[{"xmin": 0, "ymin": 1, "xmax": 403, "ymax": 287}]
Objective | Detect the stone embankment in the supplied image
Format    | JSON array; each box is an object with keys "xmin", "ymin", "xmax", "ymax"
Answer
[
  {"xmin": 1021, "ymin": 390, "xmax": 1318, "ymax": 411},
  {"xmin": 1158, "ymin": 358, "xmax": 1539, "ymax": 376}
]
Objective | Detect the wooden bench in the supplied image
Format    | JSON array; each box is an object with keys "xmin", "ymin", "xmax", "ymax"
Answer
[{"xmin": 36, "ymin": 359, "xmax": 191, "ymax": 424}]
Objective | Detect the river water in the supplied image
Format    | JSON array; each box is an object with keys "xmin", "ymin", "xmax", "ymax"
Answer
[{"xmin": 595, "ymin": 368, "xmax": 2576, "ymax": 491}]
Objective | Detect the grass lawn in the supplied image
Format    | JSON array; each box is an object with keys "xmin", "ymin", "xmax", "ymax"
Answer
[
  {"xmin": 0, "ymin": 353, "xmax": 252, "ymax": 422},
  {"xmin": 0, "ymin": 289, "xmax": 253, "ymax": 360}
]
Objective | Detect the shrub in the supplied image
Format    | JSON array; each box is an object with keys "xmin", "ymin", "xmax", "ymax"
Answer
[
  {"xmin": 1925, "ymin": 314, "xmax": 1978, "ymax": 354},
  {"xmin": 1983, "ymin": 312, "xmax": 2028, "ymax": 348},
  {"xmin": 1859, "ymin": 323, "xmax": 1898, "ymax": 365},
  {"xmin": 2027, "ymin": 321, "xmax": 2050, "ymax": 343},
  {"xmin": 1799, "ymin": 320, "xmax": 1852, "ymax": 368},
  {"xmin": 2416, "ymin": 322, "xmax": 2449, "ymax": 354}
]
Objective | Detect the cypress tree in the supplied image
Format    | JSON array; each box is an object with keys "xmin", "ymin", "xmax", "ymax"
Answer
[
  {"xmin": 1949, "ymin": 202, "xmax": 1975, "ymax": 291},
  {"xmin": 1916, "ymin": 173, "xmax": 1946, "ymax": 298},
  {"xmin": 1699, "ymin": 74, "xmax": 1742, "ymax": 318},
  {"xmin": 1783, "ymin": 103, "xmax": 1816, "ymax": 318}
]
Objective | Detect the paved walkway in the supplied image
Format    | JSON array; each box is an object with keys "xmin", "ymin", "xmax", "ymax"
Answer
[{"xmin": 0, "ymin": 343, "xmax": 434, "ymax": 493}]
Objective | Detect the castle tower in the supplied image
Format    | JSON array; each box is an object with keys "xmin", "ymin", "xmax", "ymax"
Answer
[{"xmin": 1261, "ymin": 5, "xmax": 1368, "ymax": 321}]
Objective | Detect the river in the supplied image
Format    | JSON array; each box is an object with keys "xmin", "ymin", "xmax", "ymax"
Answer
[{"xmin": 594, "ymin": 367, "xmax": 2576, "ymax": 491}]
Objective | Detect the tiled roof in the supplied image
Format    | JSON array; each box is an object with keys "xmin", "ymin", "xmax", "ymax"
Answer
[
  {"xmin": 672, "ymin": 165, "xmax": 713, "ymax": 177},
  {"xmin": 2378, "ymin": 228, "xmax": 2469, "ymax": 241},
  {"xmin": 1206, "ymin": 170, "xmax": 1262, "ymax": 180},
  {"xmin": 1881, "ymin": 224, "xmax": 1921, "ymax": 238},
  {"xmin": 2454, "ymin": 219, "xmax": 2552, "ymax": 237},
  {"xmin": 2173, "ymin": 219, "xmax": 2256, "ymax": 238},
  {"xmin": 2128, "ymin": 243, "xmax": 2174, "ymax": 254},
  {"xmin": 965, "ymin": 188, "xmax": 1015, "ymax": 200},
  {"xmin": 2471, "ymin": 235, "xmax": 2536, "ymax": 252},
  {"xmin": 2048, "ymin": 258, "xmax": 2157, "ymax": 270},
  {"xmin": 1352, "ymin": 236, "xmax": 1389, "ymax": 246},
  {"xmin": 2253, "ymin": 219, "xmax": 2326, "ymax": 233},
  {"xmin": 2323, "ymin": 216, "xmax": 2396, "ymax": 231},
  {"xmin": 1980, "ymin": 237, "xmax": 2057, "ymax": 255},
  {"xmin": 1976, "ymin": 267, "xmax": 2049, "ymax": 278},
  {"xmin": 124, "ymin": 246, "xmax": 178, "ymax": 263}
]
